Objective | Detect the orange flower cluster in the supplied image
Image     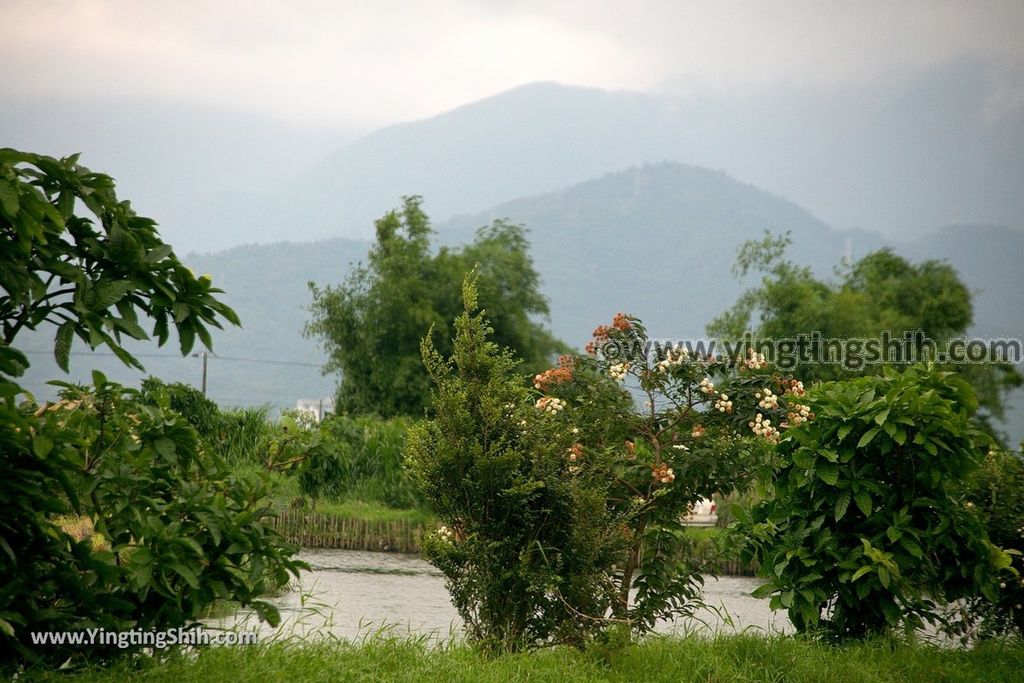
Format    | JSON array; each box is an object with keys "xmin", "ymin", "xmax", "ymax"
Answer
[
  {"xmin": 534, "ymin": 366, "xmax": 573, "ymax": 390},
  {"xmin": 566, "ymin": 442, "xmax": 584, "ymax": 462},
  {"xmin": 691, "ymin": 424, "xmax": 706, "ymax": 438},
  {"xmin": 624, "ymin": 440, "xmax": 636, "ymax": 460},
  {"xmin": 585, "ymin": 314, "xmax": 631, "ymax": 353},
  {"xmin": 651, "ymin": 463, "xmax": 675, "ymax": 484}
]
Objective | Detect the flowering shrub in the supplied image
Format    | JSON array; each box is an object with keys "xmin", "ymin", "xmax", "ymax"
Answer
[
  {"xmin": 536, "ymin": 315, "xmax": 808, "ymax": 632},
  {"xmin": 736, "ymin": 366, "xmax": 1013, "ymax": 640},
  {"xmin": 408, "ymin": 291, "xmax": 812, "ymax": 649}
]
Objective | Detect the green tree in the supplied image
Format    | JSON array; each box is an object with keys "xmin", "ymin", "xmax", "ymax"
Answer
[
  {"xmin": 0, "ymin": 149, "xmax": 239, "ymax": 368},
  {"xmin": 736, "ymin": 366, "xmax": 1011, "ymax": 640},
  {"xmin": 0, "ymin": 149, "xmax": 300, "ymax": 667},
  {"xmin": 708, "ymin": 232, "xmax": 1022, "ymax": 438},
  {"xmin": 305, "ymin": 196, "xmax": 565, "ymax": 417}
]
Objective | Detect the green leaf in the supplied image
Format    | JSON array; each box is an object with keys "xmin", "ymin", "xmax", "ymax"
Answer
[
  {"xmin": 854, "ymin": 492, "xmax": 872, "ymax": 516},
  {"xmin": 32, "ymin": 435, "xmax": 53, "ymax": 458},
  {"xmin": 178, "ymin": 322, "xmax": 196, "ymax": 355},
  {"xmin": 817, "ymin": 460, "xmax": 839, "ymax": 486},
  {"xmin": 877, "ymin": 565, "xmax": 890, "ymax": 588},
  {"xmin": 90, "ymin": 280, "xmax": 132, "ymax": 309},
  {"xmin": 0, "ymin": 178, "xmax": 19, "ymax": 216},
  {"xmin": 857, "ymin": 427, "xmax": 880, "ymax": 448},
  {"xmin": 146, "ymin": 244, "xmax": 174, "ymax": 263},
  {"xmin": 834, "ymin": 491, "xmax": 851, "ymax": 521},
  {"xmin": 851, "ymin": 566, "xmax": 873, "ymax": 582},
  {"xmin": 837, "ymin": 423, "xmax": 853, "ymax": 442},
  {"xmin": 54, "ymin": 320, "xmax": 75, "ymax": 372},
  {"xmin": 873, "ymin": 408, "xmax": 890, "ymax": 426},
  {"xmin": 167, "ymin": 561, "xmax": 200, "ymax": 589}
]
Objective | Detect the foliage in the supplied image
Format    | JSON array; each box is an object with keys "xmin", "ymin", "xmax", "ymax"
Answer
[
  {"xmin": 735, "ymin": 365, "xmax": 1013, "ymax": 640},
  {"xmin": 302, "ymin": 415, "xmax": 418, "ymax": 508},
  {"xmin": 0, "ymin": 149, "xmax": 297, "ymax": 669},
  {"xmin": 1, "ymin": 373, "xmax": 304, "ymax": 667},
  {"xmin": 0, "ymin": 148, "xmax": 239, "ymax": 368},
  {"xmin": 407, "ymin": 276, "xmax": 803, "ymax": 650},
  {"xmin": 140, "ymin": 376, "xmax": 222, "ymax": 441},
  {"xmin": 406, "ymin": 274, "xmax": 612, "ymax": 651},
  {"xmin": 958, "ymin": 446, "xmax": 1024, "ymax": 639},
  {"xmin": 708, "ymin": 232, "xmax": 1022, "ymax": 437},
  {"xmin": 305, "ymin": 196, "xmax": 566, "ymax": 417}
]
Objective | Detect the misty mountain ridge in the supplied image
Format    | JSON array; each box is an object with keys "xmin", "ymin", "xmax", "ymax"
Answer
[{"xmin": 171, "ymin": 57, "xmax": 1023, "ymax": 252}]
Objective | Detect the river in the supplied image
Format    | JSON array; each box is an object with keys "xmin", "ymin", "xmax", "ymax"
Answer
[{"xmin": 213, "ymin": 549, "xmax": 792, "ymax": 642}]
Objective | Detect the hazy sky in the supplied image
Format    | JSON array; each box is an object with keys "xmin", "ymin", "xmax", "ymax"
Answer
[{"xmin": 2, "ymin": 0, "xmax": 1022, "ymax": 129}]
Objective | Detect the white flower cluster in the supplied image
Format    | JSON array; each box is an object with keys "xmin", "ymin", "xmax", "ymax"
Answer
[
  {"xmin": 783, "ymin": 379, "xmax": 806, "ymax": 396},
  {"xmin": 535, "ymin": 397, "xmax": 564, "ymax": 414},
  {"xmin": 655, "ymin": 347, "xmax": 689, "ymax": 372},
  {"xmin": 755, "ymin": 388, "xmax": 779, "ymax": 410},
  {"xmin": 699, "ymin": 377, "xmax": 715, "ymax": 394},
  {"xmin": 749, "ymin": 413, "xmax": 780, "ymax": 442},
  {"xmin": 652, "ymin": 463, "xmax": 675, "ymax": 483},
  {"xmin": 608, "ymin": 362, "xmax": 630, "ymax": 382},
  {"xmin": 737, "ymin": 349, "xmax": 769, "ymax": 370},
  {"xmin": 672, "ymin": 443, "xmax": 690, "ymax": 451},
  {"xmin": 436, "ymin": 525, "xmax": 455, "ymax": 542},
  {"xmin": 787, "ymin": 403, "xmax": 812, "ymax": 426},
  {"xmin": 713, "ymin": 393, "xmax": 733, "ymax": 413}
]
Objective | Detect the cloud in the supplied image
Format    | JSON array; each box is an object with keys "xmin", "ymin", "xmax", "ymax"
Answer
[{"xmin": 1, "ymin": 0, "xmax": 1021, "ymax": 127}]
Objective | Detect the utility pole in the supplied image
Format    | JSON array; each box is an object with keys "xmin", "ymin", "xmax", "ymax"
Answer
[{"xmin": 192, "ymin": 351, "xmax": 209, "ymax": 396}]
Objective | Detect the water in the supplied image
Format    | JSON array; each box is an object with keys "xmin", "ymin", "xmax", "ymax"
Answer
[{"xmin": 214, "ymin": 549, "xmax": 791, "ymax": 641}]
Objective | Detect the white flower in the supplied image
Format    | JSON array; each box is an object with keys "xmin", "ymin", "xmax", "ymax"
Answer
[{"xmin": 608, "ymin": 362, "xmax": 630, "ymax": 382}]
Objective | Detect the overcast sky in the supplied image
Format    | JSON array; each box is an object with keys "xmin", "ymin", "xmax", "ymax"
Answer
[{"xmin": 2, "ymin": 0, "xmax": 1022, "ymax": 129}]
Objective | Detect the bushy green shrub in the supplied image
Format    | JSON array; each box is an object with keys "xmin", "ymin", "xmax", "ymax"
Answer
[
  {"xmin": 736, "ymin": 366, "xmax": 1013, "ymax": 640},
  {"xmin": 1, "ymin": 372, "xmax": 305, "ymax": 668},
  {"xmin": 407, "ymin": 277, "xmax": 617, "ymax": 651},
  {"xmin": 140, "ymin": 377, "xmax": 222, "ymax": 441},
  {"xmin": 959, "ymin": 446, "xmax": 1024, "ymax": 638}
]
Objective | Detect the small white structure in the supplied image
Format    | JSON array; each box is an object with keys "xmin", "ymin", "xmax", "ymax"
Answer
[{"xmin": 295, "ymin": 397, "xmax": 335, "ymax": 423}]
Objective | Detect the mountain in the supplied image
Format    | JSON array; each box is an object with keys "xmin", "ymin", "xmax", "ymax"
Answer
[
  {"xmin": 174, "ymin": 58, "xmax": 1024, "ymax": 252},
  {"xmin": 17, "ymin": 162, "xmax": 1021, "ymax": 442}
]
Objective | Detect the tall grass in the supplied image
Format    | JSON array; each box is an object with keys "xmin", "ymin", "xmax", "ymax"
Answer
[
  {"xmin": 301, "ymin": 415, "xmax": 419, "ymax": 509},
  {"xmin": 23, "ymin": 634, "xmax": 1024, "ymax": 682},
  {"xmin": 215, "ymin": 406, "xmax": 275, "ymax": 464}
]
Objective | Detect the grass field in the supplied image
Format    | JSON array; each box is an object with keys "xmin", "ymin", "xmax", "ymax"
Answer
[{"xmin": 20, "ymin": 634, "xmax": 1024, "ymax": 682}]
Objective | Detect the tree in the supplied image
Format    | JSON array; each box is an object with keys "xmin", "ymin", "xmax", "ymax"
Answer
[
  {"xmin": 736, "ymin": 366, "xmax": 1011, "ymax": 640},
  {"xmin": 0, "ymin": 149, "xmax": 300, "ymax": 667},
  {"xmin": 305, "ymin": 196, "xmax": 566, "ymax": 417},
  {"xmin": 708, "ymin": 232, "xmax": 1022, "ymax": 439},
  {"xmin": 0, "ymin": 149, "xmax": 239, "ymax": 369}
]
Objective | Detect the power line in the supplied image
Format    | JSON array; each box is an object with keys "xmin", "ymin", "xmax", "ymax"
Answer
[{"xmin": 19, "ymin": 349, "xmax": 322, "ymax": 368}]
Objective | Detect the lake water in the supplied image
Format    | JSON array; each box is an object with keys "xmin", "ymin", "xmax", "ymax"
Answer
[{"xmin": 214, "ymin": 549, "xmax": 792, "ymax": 642}]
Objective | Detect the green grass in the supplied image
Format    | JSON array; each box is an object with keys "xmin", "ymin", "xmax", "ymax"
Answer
[
  {"xmin": 20, "ymin": 634, "xmax": 1024, "ymax": 682},
  {"xmin": 312, "ymin": 500, "xmax": 433, "ymax": 526}
]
